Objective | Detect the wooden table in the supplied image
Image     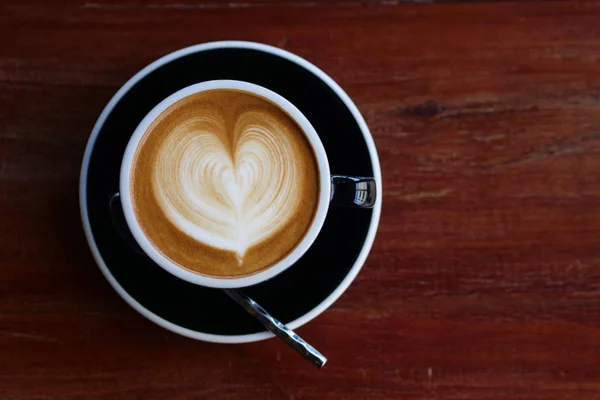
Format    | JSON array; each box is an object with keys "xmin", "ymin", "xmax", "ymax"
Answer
[{"xmin": 3, "ymin": 1, "xmax": 600, "ymax": 398}]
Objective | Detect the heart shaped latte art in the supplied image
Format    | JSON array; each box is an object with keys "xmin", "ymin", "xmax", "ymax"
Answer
[{"xmin": 153, "ymin": 109, "xmax": 307, "ymax": 263}]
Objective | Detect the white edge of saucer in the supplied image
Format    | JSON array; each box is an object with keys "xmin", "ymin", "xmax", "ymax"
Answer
[{"xmin": 79, "ymin": 40, "xmax": 383, "ymax": 344}]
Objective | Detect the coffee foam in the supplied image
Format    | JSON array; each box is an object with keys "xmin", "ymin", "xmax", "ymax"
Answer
[{"xmin": 131, "ymin": 90, "xmax": 318, "ymax": 277}]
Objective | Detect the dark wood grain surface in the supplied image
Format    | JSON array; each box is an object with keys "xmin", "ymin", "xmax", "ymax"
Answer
[{"xmin": 3, "ymin": 1, "xmax": 600, "ymax": 398}]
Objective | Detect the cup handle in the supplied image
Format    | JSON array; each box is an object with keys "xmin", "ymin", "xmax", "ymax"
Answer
[
  {"xmin": 330, "ymin": 175, "xmax": 377, "ymax": 208},
  {"xmin": 109, "ymin": 192, "xmax": 145, "ymax": 254}
]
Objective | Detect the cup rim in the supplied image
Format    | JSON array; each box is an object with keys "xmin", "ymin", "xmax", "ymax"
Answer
[
  {"xmin": 119, "ymin": 80, "xmax": 331, "ymax": 289},
  {"xmin": 80, "ymin": 40, "xmax": 382, "ymax": 343}
]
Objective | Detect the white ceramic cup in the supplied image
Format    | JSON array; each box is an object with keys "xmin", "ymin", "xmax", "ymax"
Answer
[{"xmin": 119, "ymin": 80, "xmax": 332, "ymax": 289}]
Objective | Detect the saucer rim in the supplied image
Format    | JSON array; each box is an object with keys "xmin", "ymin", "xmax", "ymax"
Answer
[{"xmin": 79, "ymin": 40, "xmax": 383, "ymax": 343}]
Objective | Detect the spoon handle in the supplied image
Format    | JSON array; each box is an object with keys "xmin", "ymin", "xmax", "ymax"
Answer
[{"xmin": 223, "ymin": 289, "xmax": 327, "ymax": 368}]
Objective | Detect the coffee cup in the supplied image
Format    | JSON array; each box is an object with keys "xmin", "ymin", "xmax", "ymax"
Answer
[{"xmin": 118, "ymin": 80, "xmax": 376, "ymax": 289}]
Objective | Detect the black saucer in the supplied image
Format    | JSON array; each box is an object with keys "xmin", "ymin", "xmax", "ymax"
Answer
[{"xmin": 82, "ymin": 44, "xmax": 378, "ymax": 340}]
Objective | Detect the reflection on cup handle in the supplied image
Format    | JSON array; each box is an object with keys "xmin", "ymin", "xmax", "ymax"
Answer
[{"xmin": 330, "ymin": 175, "xmax": 377, "ymax": 208}]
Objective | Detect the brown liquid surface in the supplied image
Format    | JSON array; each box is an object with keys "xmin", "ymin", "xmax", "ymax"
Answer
[{"xmin": 131, "ymin": 89, "xmax": 319, "ymax": 277}]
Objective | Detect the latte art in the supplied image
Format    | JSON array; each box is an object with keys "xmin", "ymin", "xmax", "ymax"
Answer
[
  {"xmin": 131, "ymin": 90, "xmax": 319, "ymax": 277},
  {"xmin": 154, "ymin": 109, "xmax": 304, "ymax": 261}
]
